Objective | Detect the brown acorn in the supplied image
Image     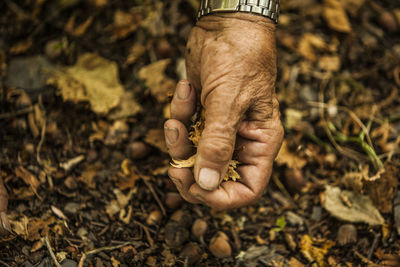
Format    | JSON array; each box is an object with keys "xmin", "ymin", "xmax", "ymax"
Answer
[
  {"xmin": 164, "ymin": 221, "xmax": 189, "ymax": 248},
  {"xmin": 209, "ymin": 232, "xmax": 231, "ymax": 258},
  {"xmin": 284, "ymin": 168, "xmax": 305, "ymax": 192},
  {"xmin": 165, "ymin": 192, "xmax": 183, "ymax": 210},
  {"xmin": 171, "ymin": 209, "xmax": 192, "ymax": 228},
  {"xmin": 379, "ymin": 12, "xmax": 398, "ymax": 33},
  {"xmin": 179, "ymin": 242, "xmax": 202, "ymax": 264},
  {"xmin": 146, "ymin": 210, "xmax": 162, "ymax": 225},
  {"xmin": 126, "ymin": 141, "xmax": 150, "ymax": 160},
  {"xmin": 192, "ymin": 218, "xmax": 208, "ymax": 239}
]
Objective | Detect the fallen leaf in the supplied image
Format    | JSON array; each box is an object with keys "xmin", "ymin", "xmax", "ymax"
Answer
[
  {"xmin": 144, "ymin": 128, "xmax": 168, "ymax": 153},
  {"xmin": 15, "ymin": 166, "xmax": 41, "ymax": 197},
  {"xmin": 342, "ymin": 0, "xmax": 365, "ymax": 16},
  {"xmin": 9, "ymin": 38, "xmax": 33, "ymax": 55},
  {"xmin": 9, "ymin": 214, "xmax": 56, "ymax": 241},
  {"xmin": 111, "ymin": 256, "xmax": 120, "ymax": 267},
  {"xmin": 51, "ymin": 205, "xmax": 68, "ymax": 221},
  {"xmin": 299, "ymin": 235, "xmax": 335, "ymax": 267},
  {"xmin": 65, "ymin": 15, "xmax": 94, "ymax": 37},
  {"xmin": 125, "ymin": 44, "xmax": 147, "ymax": 65},
  {"xmin": 79, "ymin": 164, "xmax": 100, "ymax": 189},
  {"xmin": 275, "ymin": 141, "xmax": 307, "ymax": 169},
  {"xmin": 298, "ymin": 33, "xmax": 328, "ymax": 61},
  {"xmin": 318, "ymin": 55, "xmax": 341, "ymax": 72},
  {"xmin": 138, "ymin": 59, "xmax": 175, "ymax": 103},
  {"xmin": 110, "ymin": 9, "xmax": 142, "ymax": 41},
  {"xmin": 323, "ymin": 185, "xmax": 384, "ymax": 225},
  {"xmin": 323, "ymin": 0, "xmax": 352, "ymax": 33},
  {"xmin": 47, "ymin": 53, "xmax": 125, "ymax": 115}
]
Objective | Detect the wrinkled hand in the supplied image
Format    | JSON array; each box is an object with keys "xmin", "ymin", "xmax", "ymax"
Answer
[
  {"xmin": 0, "ymin": 175, "xmax": 10, "ymax": 235},
  {"xmin": 164, "ymin": 13, "xmax": 283, "ymax": 210}
]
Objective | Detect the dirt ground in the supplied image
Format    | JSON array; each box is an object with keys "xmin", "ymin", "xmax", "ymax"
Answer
[{"xmin": 1, "ymin": 0, "xmax": 400, "ymax": 266}]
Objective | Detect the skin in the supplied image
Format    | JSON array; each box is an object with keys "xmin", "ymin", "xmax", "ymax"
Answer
[
  {"xmin": 164, "ymin": 13, "xmax": 284, "ymax": 211},
  {"xmin": 0, "ymin": 176, "xmax": 10, "ymax": 235}
]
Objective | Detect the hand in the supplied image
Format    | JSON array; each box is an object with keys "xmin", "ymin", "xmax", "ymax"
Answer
[
  {"xmin": 0, "ymin": 175, "xmax": 10, "ymax": 235},
  {"xmin": 164, "ymin": 13, "xmax": 284, "ymax": 210}
]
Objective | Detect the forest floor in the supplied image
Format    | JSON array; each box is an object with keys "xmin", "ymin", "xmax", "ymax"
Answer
[{"xmin": 1, "ymin": 0, "xmax": 400, "ymax": 266}]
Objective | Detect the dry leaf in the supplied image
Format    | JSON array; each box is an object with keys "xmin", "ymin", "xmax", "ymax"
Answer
[
  {"xmin": 111, "ymin": 256, "xmax": 120, "ymax": 267},
  {"xmin": 298, "ymin": 33, "xmax": 328, "ymax": 61},
  {"xmin": 65, "ymin": 15, "xmax": 94, "ymax": 37},
  {"xmin": 323, "ymin": 0, "xmax": 352, "ymax": 33},
  {"xmin": 318, "ymin": 55, "xmax": 341, "ymax": 72},
  {"xmin": 125, "ymin": 44, "xmax": 147, "ymax": 65},
  {"xmin": 138, "ymin": 59, "xmax": 175, "ymax": 103},
  {"xmin": 106, "ymin": 200, "xmax": 120, "ymax": 218},
  {"xmin": 15, "ymin": 166, "xmax": 41, "ymax": 196},
  {"xmin": 110, "ymin": 9, "xmax": 142, "ymax": 41},
  {"xmin": 108, "ymin": 91, "xmax": 142, "ymax": 120},
  {"xmin": 47, "ymin": 53, "xmax": 125, "ymax": 115},
  {"xmin": 323, "ymin": 185, "xmax": 384, "ymax": 225},
  {"xmin": 51, "ymin": 205, "xmax": 68, "ymax": 221},
  {"xmin": 79, "ymin": 164, "xmax": 100, "ymax": 189},
  {"xmin": 275, "ymin": 141, "xmax": 307, "ymax": 169},
  {"xmin": 9, "ymin": 214, "xmax": 56, "ymax": 241},
  {"xmin": 299, "ymin": 235, "xmax": 335, "ymax": 267},
  {"xmin": 144, "ymin": 129, "xmax": 168, "ymax": 153},
  {"xmin": 342, "ymin": 0, "xmax": 365, "ymax": 17},
  {"xmin": 9, "ymin": 38, "xmax": 33, "ymax": 55}
]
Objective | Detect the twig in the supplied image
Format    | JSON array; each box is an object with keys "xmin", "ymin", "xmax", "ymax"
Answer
[
  {"xmin": 354, "ymin": 250, "xmax": 380, "ymax": 267},
  {"xmin": 36, "ymin": 118, "xmax": 46, "ymax": 165},
  {"xmin": 44, "ymin": 236, "xmax": 62, "ymax": 267},
  {"xmin": 368, "ymin": 232, "xmax": 381, "ymax": 259},
  {"xmin": 133, "ymin": 220, "xmax": 155, "ymax": 247},
  {"xmin": 0, "ymin": 107, "xmax": 33, "ymax": 120},
  {"xmin": 142, "ymin": 178, "xmax": 166, "ymax": 216},
  {"xmin": 78, "ymin": 241, "xmax": 137, "ymax": 266},
  {"xmin": 272, "ymin": 174, "xmax": 297, "ymax": 209},
  {"xmin": 0, "ymin": 259, "xmax": 11, "ymax": 267}
]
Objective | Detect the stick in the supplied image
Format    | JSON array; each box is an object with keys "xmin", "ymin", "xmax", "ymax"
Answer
[
  {"xmin": 44, "ymin": 236, "xmax": 62, "ymax": 267},
  {"xmin": 36, "ymin": 118, "xmax": 46, "ymax": 165},
  {"xmin": 0, "ymin": 107, "xmax": 33, "ymax": 120},
  {"xmin": 0, "ymin": 259, "xmax": 11, "ymax": 267},
  {"xmin": 142, "ymin": 178, "xmax": 166, "ymax": 216}
]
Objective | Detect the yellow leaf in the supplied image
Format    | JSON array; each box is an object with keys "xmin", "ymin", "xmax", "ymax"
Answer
[
  {"xmin": 299, "ymin": 235, "xmax": 335, "ymax": 267},
  {"xmin": 138, "ymin": 59, "xmax": 175, "ymax": 103},
  {"xmin": 275, "ymin": 141, "xmax": 307, "ymax": 169},
  {"xmin": 323, "ymin": 0, "xmax": 352, "ymax": 33},
  {"xmin": 47, "ymin": 53, "xmax": 125, "ymax": 115}
]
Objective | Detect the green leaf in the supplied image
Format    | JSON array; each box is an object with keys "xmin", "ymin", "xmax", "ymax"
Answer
[{"xmin": 274, "ymin": 215, "xmax": 286, "ymax": 232}]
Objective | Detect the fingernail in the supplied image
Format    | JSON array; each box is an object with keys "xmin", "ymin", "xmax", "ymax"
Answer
[
  {"xmin": 165, "ymin": 127, "xmax": 178, "ymax": 144},
  {"xmin": 176, "ymin": 81, "xmax": 190, "ymax": 100},
  {"xmin": 198, "ymin": 168, "xmax": 220, "ymax": 190}
]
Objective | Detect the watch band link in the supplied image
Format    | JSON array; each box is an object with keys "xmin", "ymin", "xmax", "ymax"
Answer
[{"xmin": 197, "ymin": 0, "xmax": 280, "ymax": 23}]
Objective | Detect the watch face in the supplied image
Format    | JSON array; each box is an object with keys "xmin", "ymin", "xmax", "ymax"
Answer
[{"xmin": 209, "ymin": 0, "xmax": 240, "ymax": 11}]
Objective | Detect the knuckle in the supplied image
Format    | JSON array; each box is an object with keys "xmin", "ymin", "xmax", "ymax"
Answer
[{"xmin": 199, "ymin": 135, "xmax": 234, "ymax": 164}]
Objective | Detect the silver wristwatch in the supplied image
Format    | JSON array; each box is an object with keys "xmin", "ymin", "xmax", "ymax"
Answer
[{"xmin": 197, "ymin": 0, "xmax": 280, "ymax": 23}]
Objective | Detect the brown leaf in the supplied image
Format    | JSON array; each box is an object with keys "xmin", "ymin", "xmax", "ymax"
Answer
[
  {"xmin": 110, "ymin": 9, "xmax": 142, "ymax": 41},
  {"xmin": 298, "ymin": 33, "xmax": 328, "ymax": 61},
  {"xmin": 65, "ymin": 15, "xmax": 94, "ymax": 37},
  {"xmin": 299, "ymin": 235, "xmax": 335, "ymax": 267},
  {"xmin": 79, "ymin": 164, "xmax": 100, "ymax": 189},
  {"xmin": 323, "ymin": 0, "xmax": 352, "ymax": 33},
  {"xmin": 9, "ymin": 38, "xmax": 33, "ymax": 55},
  {"xmin": 48, "ymin": 53, "xmax": 125, "ymax": 115},
  {"xmin": 139, "ymin": 59, "xmax": 175, "ymax": 103},
  {"xmin": 318, "ymin": 55, "xmax": 341, "ymax": 72},
  {"xmin": 275, "ymin": 141, "xmax": 307, "ymax": 169},
  {"xmin": 15, "ymin": 167, "xmax": 40, "ymax": 196}
]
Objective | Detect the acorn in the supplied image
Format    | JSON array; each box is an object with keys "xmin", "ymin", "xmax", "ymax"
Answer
[
  {"xmin": 146, "ymin": 210, "xmax": 162, "ymax": 225},
  {"xmin": 379, "ymin": 11, "xmax": 398, "ymax": 33},
  {"xmin": 179, "ymin": 242, "xmax": 202, "ymax": 264},
  {"xmin": 64, "ymin": 176, "xmax": 78, "ymax": 190},
  {"xmin": 192, "ymin": 219, "xmax": 208, "ymax": 239},
  {"xmin": 126, "ymin": 141, "xmax": 150, "ymax": 160},
  {"xmin": 171, "ymin": 209, "xmax": 192, "ymax": 228},
  {"xmin": 164, "ymin": 221, "xmax": 189, "ymax": 248},
  {"xmin": 284, "ymin": 168, "xmax": 305, "ymax": 192},
  {"xmin": 209, "ymin": 232, "xmax": 231, "ymax": 258},
  {"xmin": 165, "ymin": 192, "xmax": 183, "ymax": 210},
  {"xmin": 337, "ymin": 224, "xmax": 357, "ymax": 246}
]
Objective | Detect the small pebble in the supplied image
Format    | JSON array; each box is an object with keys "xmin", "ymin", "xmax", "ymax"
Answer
[
  {"xmin": 64, "ymin": 202, "xmax": 80, "ymax": 214},
  {"xmin": 209, "ymin": 232, "xmax": 231, "ymax": 258},
  {"xmin": 286, "ymin": 211, "xmax": 304, "ymax": 226},
  {"xmin": 192, "ymin": 218, "xmax": 208, "ymax": 239},
  {"xmin": 61, "ymin": 259, "xmax": 78, "ymax": 267},
  {"xmin": 284, "ymin": 168, "xmax": 305, "ymax": 192},
  {"xmin": 179, "ymin": 242, "xmax": 202, "ymax": 264},
  {"xmin": 311, "ymin": 206, "xmax": 322, "ymax": 221},
  {"xmin": 337, "ymin": 224, "xmax": 357, "ymax": 246},
  {"xmin": 64, "ymin": 176, "xmax": 78, "ymax": 190}
]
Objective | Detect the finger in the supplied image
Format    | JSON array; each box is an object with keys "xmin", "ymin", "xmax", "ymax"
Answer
[
  {"xmin": 168, "ymin": 167, "xmax": 201, "ymax": 204},
  {"xmin": 164, "ymin": 119, "xmax": 194, "ymax": 160},
  {"xmin": 0, "ymin": 176, "xmax": 10, "ymax": 235},
  {"xmin": 194, "ymin": 88, "xmax": 247, "ymax": 191},
  {"xmin": 170, "ymin": 80, "xmax": 196, "ymax": 125}
]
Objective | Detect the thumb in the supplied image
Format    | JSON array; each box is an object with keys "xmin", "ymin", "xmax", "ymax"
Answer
[{"xmin": 194, "ymin": 88, "xmax": 246, "ymax": 191}]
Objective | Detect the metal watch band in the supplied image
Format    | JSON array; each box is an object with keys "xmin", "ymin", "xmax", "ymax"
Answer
[{"xmin": 197, "ymin": 0, "xmax": 280, "ymax": 23}]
